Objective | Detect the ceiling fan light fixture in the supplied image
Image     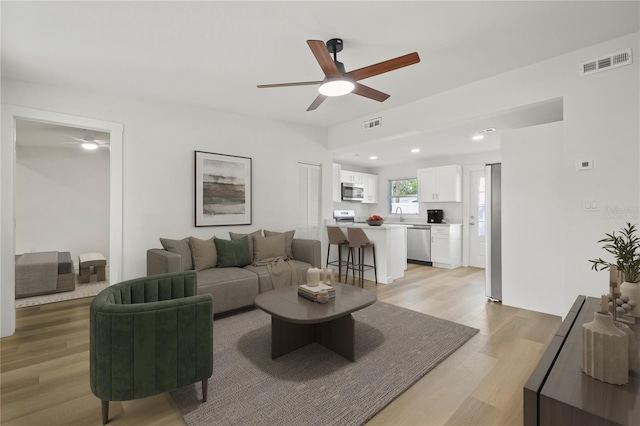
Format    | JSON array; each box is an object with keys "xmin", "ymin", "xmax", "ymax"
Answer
[
  {"xmin": 82, "ymin": 141, "xmax": 99, "ymax": 150},
  {"xmin": 318, "ymin": 78, "xmax": 355, "ymax": 97}
]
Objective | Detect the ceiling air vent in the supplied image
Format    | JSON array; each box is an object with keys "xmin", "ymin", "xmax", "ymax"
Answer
[
  {"xmin": 363, "ymin": 117, "xmax": 382, "ymax": 130},
  {"xmin": 579, "ymin": 48, "xmax": 632, "ymax": 76}
]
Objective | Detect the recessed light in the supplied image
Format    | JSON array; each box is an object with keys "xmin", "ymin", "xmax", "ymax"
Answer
[
  {"xmin": 82, "ymin": 142, "xmax": 99, "ymax": 150},
  {"xmin": 472, "ymin": 135, "xmax": 484, "ymax": 141},
  {"xmin": 369, "ymin": 156, "xmax": 377, "ymax": 160},
  {"xmin": 411, "ymin": 148, "xmax": 420, "ymax": 153}
]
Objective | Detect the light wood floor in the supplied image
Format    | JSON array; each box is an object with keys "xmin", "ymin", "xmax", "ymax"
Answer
[{"xmin": 1, "ymin": 264, "xmax": 560, "ymax": 426}]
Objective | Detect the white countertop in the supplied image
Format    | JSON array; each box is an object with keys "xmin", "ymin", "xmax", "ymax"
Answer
[{"xmin": 336, "ymin": 223, "xmax": 410, "ymax": 230}]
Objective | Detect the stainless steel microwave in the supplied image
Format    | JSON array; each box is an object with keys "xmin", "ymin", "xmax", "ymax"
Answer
[{"xmin": 341, "ymin": 183, "xmax": 364, "ymax": 201}]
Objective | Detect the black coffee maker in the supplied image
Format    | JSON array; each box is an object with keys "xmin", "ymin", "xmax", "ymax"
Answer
[{"xmin": 427, "ymin": 209, "xmax": 444, "ymax": 223}]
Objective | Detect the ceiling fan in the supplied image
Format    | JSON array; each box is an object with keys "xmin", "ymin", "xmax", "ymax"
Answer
[
  {"xmin": 65, "ymin": 131, "xmax": 109, "ymax": 150},
  {"xmin": 257, "ymin": 38, "xmax": 420, "ymax": 111}
]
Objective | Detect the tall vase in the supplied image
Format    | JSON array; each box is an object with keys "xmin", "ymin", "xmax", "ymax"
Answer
[
  {"xmin": 620, "ymin": 281, "xmax": 640, "ymax": 317},
  {"xmin": 582, "ymin": 312, "xmax": 629, "ymax": 384}
]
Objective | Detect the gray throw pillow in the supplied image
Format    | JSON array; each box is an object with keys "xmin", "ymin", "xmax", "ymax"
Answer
[
  {"xmin": 160, "ymin": 237, "xmax": 193, "ymax": 270},
  {"xmin": 253, "ymin": 234, "xmax": 287, "ymax": 262},
  {"xmin": 264, "ymin": 230, "xmax": 295, "ymax": 259},
  {"xmin": 229, "ymin": 229, "xmax": 262, "ymax": 261},
  {"xmin": 189, "ymin": 236, "xmax": 217, "ymax": 271}
]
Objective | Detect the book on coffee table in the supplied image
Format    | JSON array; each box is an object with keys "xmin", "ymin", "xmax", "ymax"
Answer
[{"xmin": 298, "ymin": 283, "xmax": 336, "ymax": 302}]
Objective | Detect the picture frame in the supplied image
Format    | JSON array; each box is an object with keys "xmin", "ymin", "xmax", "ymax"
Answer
[{"xmin": 195, "ymin": 151, "xmax": 252, "ymax": 226}]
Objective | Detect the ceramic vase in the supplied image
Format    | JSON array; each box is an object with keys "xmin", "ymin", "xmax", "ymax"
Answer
[
  {"xmin": 620, "ymin": 281, "xmax": 640, "ymax": 317},
  {"xmin": 317, "ymin": 289, "xmax": 329, "ymax": 304},
  {"xmin": 307, "ymin": 268, "xmax": 320, "ymax": 287},
  {"xmin": 582, "ymin": 312, "xmax": 629, "ymax": 384},
  {"xmin": 615, "ymin": 321, "xmax": 640, "ymax": 371},
  {"xmin": 320, "ymin": 268, "xmax": 335, "ymax": 285}
]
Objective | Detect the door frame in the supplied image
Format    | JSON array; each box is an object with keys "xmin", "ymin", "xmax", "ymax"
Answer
[
  {"xmin": 1, "ymin": 105, "xmax": 123, "ymax": 337},
  {"xmin": 462, "ymin": 164, "xmax": 486, "ymax": 267}
]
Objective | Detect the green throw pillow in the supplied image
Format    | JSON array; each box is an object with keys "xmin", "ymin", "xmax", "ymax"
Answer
[{"xmin": 215, "ymin": 236, "xmax": 252, "ymax": 268}]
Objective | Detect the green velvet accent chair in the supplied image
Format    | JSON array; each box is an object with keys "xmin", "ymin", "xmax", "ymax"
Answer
[{"xmin": 90, "ymin": 271, "xmax": 213, "ymax": 424}]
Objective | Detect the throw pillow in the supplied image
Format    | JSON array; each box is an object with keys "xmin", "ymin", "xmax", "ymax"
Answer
[
  {"xmin": 229, "ymin": 229, "xmax": 262, "ymax": 261},
  {"xmin": 253, "ymin": 234, "xmax": 287, "ymax": 262},
  {"xmin": 215, "ymin": 236, "xmax": 252, "ymax": 268},
  {"xmin": 189, "ymin": 236, "xmax": 217, "ymax": 271},
  {"xmin": 160, "ymin": 237, "xmax": 193, "ymax": 270},
  {"xmin": 264, "ymin": 230, "xmax": 295, "ymax": 259}
]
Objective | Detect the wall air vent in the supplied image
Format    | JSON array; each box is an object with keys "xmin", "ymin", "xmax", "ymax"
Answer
[
  {"xmin": 363, "ymin": 117, "xmax": 382, "ymax": 130},
  {"xmin": 579, "ymin": 48, "xmax": 632, "ymax": 76}
]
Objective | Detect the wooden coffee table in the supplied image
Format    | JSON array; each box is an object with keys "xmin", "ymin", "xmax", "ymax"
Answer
[{"xmin": 254, "ymin": 283, "xmax": 377, "ymax": 361}]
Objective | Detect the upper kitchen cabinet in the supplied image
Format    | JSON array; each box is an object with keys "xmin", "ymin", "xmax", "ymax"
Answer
[
  {"xmin": 362, "ymin": 173, "xmax": 378, "ymax": 204},
  {"xmin": 417, "ymin": 165, "xmax": 462, "ymax": 202},
  {"xmin": 340, "ymin": 170, "xmax": 364, "ymax": 184}
]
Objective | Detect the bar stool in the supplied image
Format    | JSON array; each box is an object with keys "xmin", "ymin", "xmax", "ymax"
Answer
[
  {"xmin": 345, "ymin": 227, "xmax": 377, "ymax": 288},
  {"xmin": 326, "ymin": 226, "xmax": 349, "ymax": 282}
]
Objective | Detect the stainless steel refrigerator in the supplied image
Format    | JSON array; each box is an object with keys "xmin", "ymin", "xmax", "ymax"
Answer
[{"xmin": 485, "ymin": 163, "xmax": 502, "ymax": 301}]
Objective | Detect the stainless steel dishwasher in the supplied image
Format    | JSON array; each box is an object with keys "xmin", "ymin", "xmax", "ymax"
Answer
[{"xmin": 407, "ymin": 225, "xmax": 432, "ymax": 264}]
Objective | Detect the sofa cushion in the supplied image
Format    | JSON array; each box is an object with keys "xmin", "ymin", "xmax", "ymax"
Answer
[
  {"xmin": 253, "ymin": 234, "xmax": 286, "ymax": 262},
  {"xmin": 215, "ymin": 236, "xmax": 252, "ymax": 268},
  {"xmin": 196, "ymin": 267, "xmax": 259, "ymax": 314},
  {"xmin": 264, "ymin": 230, "xmax": 295, "ymax": 259},
  {"xmin": 189, "ymin": 236, "xmax": 217, "ymax": 271},
  {"xmin": 229, "ymin": 229, "xmax": 262, "ymax": 262},
  {"xmin": 160, "ymin": 237, "xmax": 193, "ymax": 270}
]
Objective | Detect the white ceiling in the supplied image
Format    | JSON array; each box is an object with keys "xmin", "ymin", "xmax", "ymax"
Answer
[{"xmin": 3, "ymin": 1, "xmax": 638, "ymax": 132}]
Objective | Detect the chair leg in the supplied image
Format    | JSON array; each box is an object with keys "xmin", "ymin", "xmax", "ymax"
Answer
[
  {"xmin": 101, "ymin": 400, "xmax": 109, "ymax": 425},
  {"xmin": 359, "ymin": 248, "xmax": 365, "ymax": 288},
  {"xmin": 372, "ymin": 245, "xmax": 378, "ymax": 285},
  {"xmin": 337, "ymin": 244, "xmax": 342, "ymax": 283},
  {"xmin": 326, "ymin": 244, "xmax": 331, "ymax": 270},
  {"xmin": 202, "ymin": 378, "xmax": 208, "ymax": 402},
  {"xmin": 350, "ymin": 248, "xmax": 356, "ymax": 286}
]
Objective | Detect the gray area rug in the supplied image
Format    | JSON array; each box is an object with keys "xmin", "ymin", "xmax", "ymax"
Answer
[{"xmin": 171, "ymin": 301, "xmax": 478, "ymax": 426}]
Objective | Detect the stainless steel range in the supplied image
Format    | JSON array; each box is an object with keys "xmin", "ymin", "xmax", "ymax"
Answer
[{"xmin": 333, "ymin": 210, "xmax": 355, "ymax": 224}]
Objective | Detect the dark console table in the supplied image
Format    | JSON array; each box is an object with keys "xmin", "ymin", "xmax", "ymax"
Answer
[{"xmin": 524, "ymin": 296, "xmax": 640, "ymax": 426}]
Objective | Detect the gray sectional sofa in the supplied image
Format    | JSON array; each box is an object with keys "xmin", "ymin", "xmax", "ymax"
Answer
[{"xmin": 147, "ymin": 232, "xmax": 321, "ymax": 315}]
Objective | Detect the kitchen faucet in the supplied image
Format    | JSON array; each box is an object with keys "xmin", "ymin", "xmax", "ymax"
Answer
[{"xmin": 395, "ymin": 206, "xmax": 404, "ymax": 222}]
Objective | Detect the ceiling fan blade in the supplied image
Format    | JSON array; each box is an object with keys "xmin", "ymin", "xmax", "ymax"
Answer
[
  {"xmin": 307, "ymin": 40, "xmax": 341, "ymax": 78},
  {"xmin": 257, "ymin": 81, "xmax": 323, "ymax": 89},
  {"xmin": 352, "ymin": 83, "xmax": 390, "ymax": 102},
  {"xmin": 346, "ymin": 52, "xmax": 420, "ymax": 81},
  {"xmin": 307, "ymin": 94, "xmax": 327, "ymax": 111}
]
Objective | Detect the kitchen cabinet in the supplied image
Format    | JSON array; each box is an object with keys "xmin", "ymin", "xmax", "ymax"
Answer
[
  {"xmin": 417, "ymin": 165, "xmax": 462, "ymax": 202},
  {"xmin": 332, "ymin": 163, "xmax": 342, "ymax": 202},
  {"xmin": 430, "ymin": 224, "xmax": 462, "ymax": 269},
  {"xmin": 362, "ymin": 173, "xmax": 378, "ymax": 204},
  {"xmin": 338, "ymin": 168, "xmax": 378, "ymax": 203},
  {"xmin": 340, "ymin": 170, "xmax": 364, "ymax": 184}
]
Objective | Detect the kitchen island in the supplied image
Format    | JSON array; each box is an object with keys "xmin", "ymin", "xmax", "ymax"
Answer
[{"xmin": 329, "ymin": 223, "xmax": 408, "ymax": 285}]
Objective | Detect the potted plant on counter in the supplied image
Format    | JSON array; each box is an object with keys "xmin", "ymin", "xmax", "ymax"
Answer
[{"xmin": 590, "ymin": 222, "xmax": 640, "ymax": 317}]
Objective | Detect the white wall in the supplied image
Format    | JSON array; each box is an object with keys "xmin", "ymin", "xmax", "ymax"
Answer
[
  {"xmin": 2, "ymin": 79, "xmax": 331, "ymax": 283},
  {"xmin": 502, "ymin": 122, "xmax": 564, "ymax": 315},
  {"xmin": 15, "ymin": 145, "xmax": 110, "ymax": 265},
  {"xmin": 329, "ymin": 32, "xmax": 640, "ymax": 316}
]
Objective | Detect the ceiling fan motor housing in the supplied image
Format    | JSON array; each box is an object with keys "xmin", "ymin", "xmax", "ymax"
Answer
[{"xmin": 326, "ymin": 38, "xmax": 344, "ymax": 54}]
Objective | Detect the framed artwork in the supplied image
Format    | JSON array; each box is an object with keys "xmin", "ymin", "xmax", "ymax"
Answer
[{"xmin": 195, "ymin": 151, "xmax": 252, "ymax": 226}]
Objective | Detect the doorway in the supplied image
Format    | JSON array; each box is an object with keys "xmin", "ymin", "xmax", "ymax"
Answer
[
  {"xmin": 1, "ymin": 105, "xmax": 123, "ymax": 337},
  {"xmin": 468, "ymin": 170, "xmax": 486, "ymax": 268}
]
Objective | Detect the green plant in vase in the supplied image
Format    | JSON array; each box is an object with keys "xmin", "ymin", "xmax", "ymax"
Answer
[{"xmin": 590, "ymin": 222, "xmax": 640, "ymax": 317}]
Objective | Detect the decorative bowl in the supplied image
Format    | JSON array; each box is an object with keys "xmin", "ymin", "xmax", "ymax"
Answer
[{"xmin": 366, "ymin": 220, "xmax": 384, "ymax": 226}]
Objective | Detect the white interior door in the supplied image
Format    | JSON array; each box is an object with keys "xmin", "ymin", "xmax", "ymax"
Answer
[{"xmin": 469, "ymin": 170, "xmax": 486, "ymax": 268}]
